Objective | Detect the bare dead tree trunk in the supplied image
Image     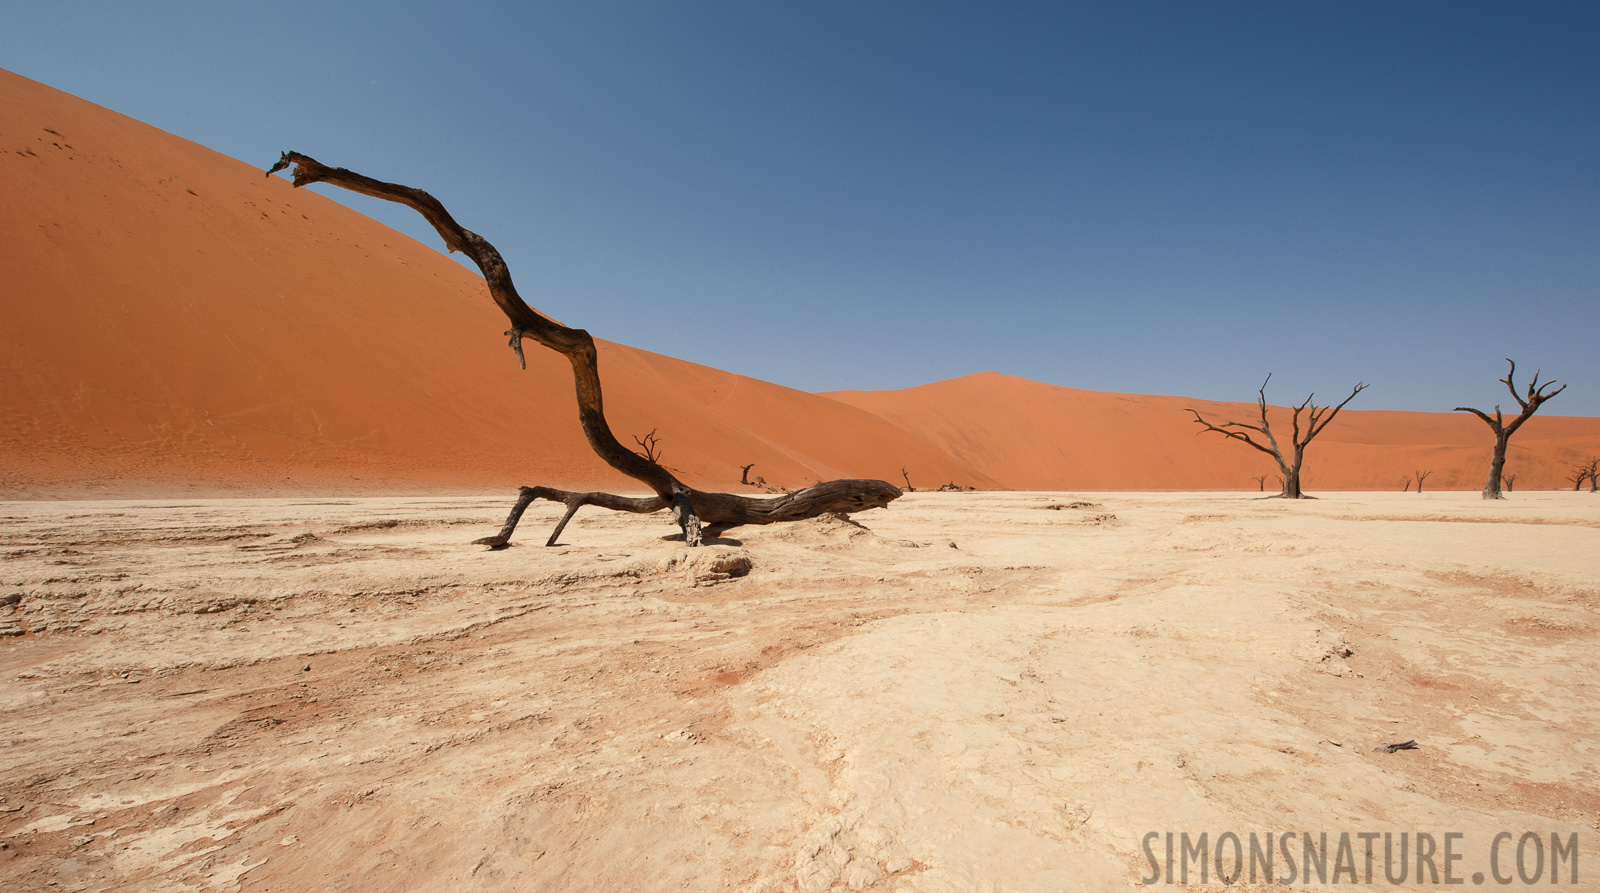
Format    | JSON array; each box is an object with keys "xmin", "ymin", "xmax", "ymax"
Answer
[
  {"xmin": 900, "ymin": 467, "xmax": 913, "ymax": 491},
  {"xmin": 1503, "ymin": 473, "xmax": 1516, "ymax": 493},
  {"xmin": 1454, "ymin": 359, "xmax": 1565, "ymax": 500},
  {"xmin": 1401, "ymin": 476, "xmax": 1411, "ymax": 492},
  {"xmin": 739, "ymin": 464, "xmax": 755, "ymax": 486},
  {"xmin": 1188, "ymin": 375, "xmax": 1366, "ymax": 499},
  {"xmin": 1253, "ymin": 474, "xmax": 1269, "ymax": 492},
  {"xmin": 1414, "ymin": 470, "xmax": 1432, "ymax": 493},
  {"xmin": 267, "ymin": 152, "xmax": 901, "ymax": 547},
  {"xmin": 1569, "ymin": 467, "xmax": 1590, "ymax": 491},
  {"xmin": 1581, "ymin": 457, "xmax": 1599, "ymax": 492}
]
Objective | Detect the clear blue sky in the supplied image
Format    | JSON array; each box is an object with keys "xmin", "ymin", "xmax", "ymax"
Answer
[{"xmin": 6, "ymin": 1, "xmax": 1598, "ymax": 414}]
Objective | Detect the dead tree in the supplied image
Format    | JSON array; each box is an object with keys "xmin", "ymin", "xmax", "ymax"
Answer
[
  {"xmin": 266, "ymin": 153, "xmax": 901, "ymax": 547},
  {"xmin": 1188, "ymin": 375, "xmax": 1367, "ymax": 499},
  {"xmin": 1414, "ymin": 470, "xmax": 1432, "ymax": 493},
  {"xmin": 633, "ymin": 429, "xmax": 663, "ymax": 464},
  {"xmin": 900, "ymin": 467, "xmax": 914, "ymax": 491},
  {"xmin": 1453, "ymin": 359, "xmax": 1565, "ymax": 500},
  {"xmin": 739, "ymin": 464, "xmax": 756, "ymax": 485},
  {"xmin": 1568, "ymin": 466, "xmax": 1591, "ymax": 491},
  {"xmin": 1401, "ymin": 475, "xmax": 1412, "ymax": 492},
  {"xmin": 1253, "ymin": 474, "xmax": 1269, "ymax": 492},
  {"xmin": 1582, "ymin": 457, "xmax": 1599, "ymax": 492},
  {"xmin": 1503, "ymin": 473, "xmax": 1517, "ymax": 493}
]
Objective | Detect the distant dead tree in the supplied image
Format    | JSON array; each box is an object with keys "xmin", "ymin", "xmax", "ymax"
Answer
[
  {"xmin": 1502, "ymin": 472, "xmax": 1517, "ymax": 493},
  {"xmin": 1401, "ymin": 475, "xmax": 1412, "ymax": 492},
  {"xmin": 1568, "ymin": 465, "xmax": 1591, "ymax": 491},
  {"xmin": 1569, "ymin": 458, "xmax": 1599, "ymax": 492},
  {"xmin": 901, "ymin": 467, "xmax": 914, "ymax": 491},
  {"xmin": 1253, "ymin": 474, "xmax": 1269, "ymax": 492},
  {"xmin": 633, "ymin": 429, "xmax": 663, "ymax": 464},
  {"xmin": 1453, "ymin": 359, "xmax": 1565, "ymax": 500},
  {"xmin": 1188, "ymin": 375, "xmax": 1367, "ymax": 499},
  {"xmin": 740, "ymin": 463, "xmax": 755, "ymax": 485},
  {"xmin": 1413, "ymin": 470, "xmax": 1432, "ymax": 493},
  {"xmin": 267, "ymin": 152, "xmax": 900, "ymax": 547},
  {"xmin": 1582, "ymin": 457, "xmax": 1599, "ymax": 492}
]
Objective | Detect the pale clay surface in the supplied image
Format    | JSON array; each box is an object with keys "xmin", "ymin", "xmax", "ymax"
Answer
[{"xmin": 1, "ymin": 491, "xmax": 1596, "ymax": 891}]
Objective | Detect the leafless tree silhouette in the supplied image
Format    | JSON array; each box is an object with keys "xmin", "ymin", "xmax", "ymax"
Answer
[
  {"xmin": 1188, "ymin": 375, "xmax": 1367, "ymax": 498},
  {"xmin": 1568, "ymin": 465, "xmax": 1592, "ymax": 491},
  {"xmin": 1454, "ymin": 359, "xmax": 1565, "ymax": 500},
  {"xmin": 633, "ymin": 429, "xmax": 663, "ymax": 464},
  {"xmin": 1574, "ymin": 457, "xmax": 1599, "ymax": 492},
  {"xmin": 1413, "ymin": 470, "xmax": 1433, "ymax": 493}
]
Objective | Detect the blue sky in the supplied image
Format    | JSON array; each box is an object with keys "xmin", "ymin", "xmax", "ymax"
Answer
[{"xmin": 6, "ymin": 1, "xmax": 1597, "ymax": 414}]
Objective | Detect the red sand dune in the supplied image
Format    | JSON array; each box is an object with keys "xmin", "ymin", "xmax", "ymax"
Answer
[
  {"xmin": 827, "ymin": 372, "xmax": 1600, "ymax": 491},
  {"xmin": 0, "ymin": 69, "xmax": 989, "ymax": 498},
  {"xmin": 3, "ymin": 68, "xmax": 1597, "ymax": 498}
]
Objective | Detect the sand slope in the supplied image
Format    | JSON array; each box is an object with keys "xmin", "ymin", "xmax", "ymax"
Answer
[
  {"xmin": 827, "ymin": 372, "xmax": 1600, "ymax": 491},
  {"xmin": 4, "ymin": 68, "xmax": 1596, "ymax": 497},
  {"xmin": 0, "ymin": 69, "xmax": 987, "ymax": 498}
]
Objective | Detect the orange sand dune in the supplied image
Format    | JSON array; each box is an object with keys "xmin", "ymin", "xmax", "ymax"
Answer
[
  {"xmin": 0, "ymin": 69, "xmax": 990, "ymax": 497},
  {"xmin": 4, "ymin": 68, "xmax": 1596, "ymax": 499},
  {"xmin": 827, "ymin": 372, "xmax": 1600, "ymax": 491}
]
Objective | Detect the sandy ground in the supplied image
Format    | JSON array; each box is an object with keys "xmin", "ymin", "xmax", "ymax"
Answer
[{"xmin": 1, "ymin": 491, "xmax": 1596, "ymax": 891}]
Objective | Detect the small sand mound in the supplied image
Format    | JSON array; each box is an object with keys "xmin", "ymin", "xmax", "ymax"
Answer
[{"xmin": 655, "ymin": 547, "xmax": 754, "ymax": 585}]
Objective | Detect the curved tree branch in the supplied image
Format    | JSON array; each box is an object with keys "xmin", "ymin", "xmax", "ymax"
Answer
[{"xmin": 267, "ymin": 152, "xmax": 901, "ymax": 545}]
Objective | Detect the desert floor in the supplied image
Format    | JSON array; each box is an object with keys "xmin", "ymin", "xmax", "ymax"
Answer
[{"xmin": 1, "ymin": 491, "xmax": 1596, "ymax": 892}]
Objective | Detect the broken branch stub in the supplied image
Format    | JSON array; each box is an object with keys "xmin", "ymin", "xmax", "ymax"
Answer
[{"xmin": 266, "ymin": 152, "xmax": 901, "ymax": 546}]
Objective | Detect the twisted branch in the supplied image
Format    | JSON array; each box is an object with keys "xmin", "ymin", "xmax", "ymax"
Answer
[{"xmin": 267, "ymin": 152, "xmax": 900, "ymax": 546}]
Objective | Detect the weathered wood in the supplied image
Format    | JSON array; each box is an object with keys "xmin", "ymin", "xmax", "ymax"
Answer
[
  {"xmin": 267, "ymin": 152, "xmax": 901, "ymax": 545},
  {"xmin": 473, "ymin": 487, "xmax": 669, "ymax": 548},
  {"xmin": 1187, "ymin": 375, "xmax": 1366, "ymax": 499},
  {"xmin": 1453, "ymin": 359, "xmax": 1565, "ymax": 499}
]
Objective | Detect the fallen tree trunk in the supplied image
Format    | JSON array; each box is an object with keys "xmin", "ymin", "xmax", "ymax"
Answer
[{"xmin": 267, "ymin": 152, "xmax": 901, "ymax": 546}]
